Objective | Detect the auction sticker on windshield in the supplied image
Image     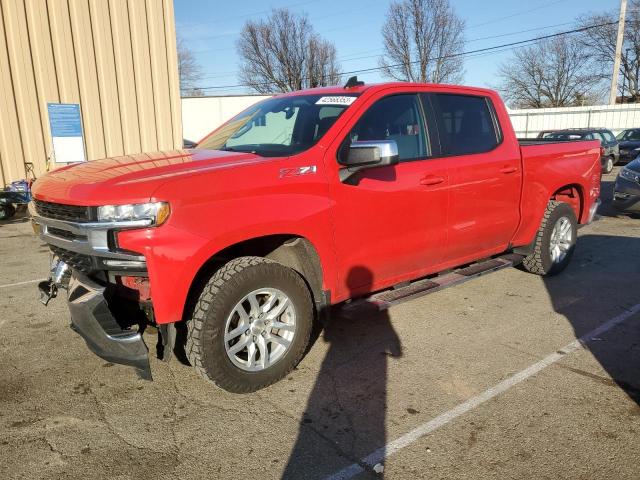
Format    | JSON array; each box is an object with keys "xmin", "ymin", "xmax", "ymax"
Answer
[{"xmin": 316, "ymin": 96, "xmax": 357, "ymax": 106}]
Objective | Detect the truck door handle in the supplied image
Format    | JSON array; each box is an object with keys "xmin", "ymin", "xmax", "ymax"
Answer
[
  {"xmin": 500, "ymin": 166, "xmax": 518, "ymax": 174},
  {"xmin": 420, "ymin": 175, "xmax": 445, "ymax": 186}
]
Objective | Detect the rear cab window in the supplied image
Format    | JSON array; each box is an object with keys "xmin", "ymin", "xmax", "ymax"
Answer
[{"xmin": 428, "ymin": 93, "xmax": 502, "ymax": 156}]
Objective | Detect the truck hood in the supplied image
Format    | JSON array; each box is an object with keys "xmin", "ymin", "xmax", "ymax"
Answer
[{"xmin": 32, "ymin": 149, "xmax": 271, "ymax": 206}]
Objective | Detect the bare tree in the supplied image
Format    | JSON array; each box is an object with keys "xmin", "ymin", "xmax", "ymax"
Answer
[
  {"xmin": 237, "ymin": 9, "xmax": 341, "ymax": 94},
  {"xmin": 379, "ymin": 0, "xmax": 465, "ymax": 84},
  {"xmin": 578, "ymin": 2, "xmax": 640, "ymax": 102},
  {"xmin": 177, "ymin": 37, "xmax": 204, "ymax": 97},
  {"xmin": 498, "ymin": 36, "xmax": 601, "ymax": 108}
]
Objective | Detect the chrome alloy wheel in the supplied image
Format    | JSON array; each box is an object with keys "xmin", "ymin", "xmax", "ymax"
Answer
[
  {"xmin": 549, "ymin": 216, "xmax": 573, "ymax": 264},
  {"xmin": 224, "ymin": 288, "xmax": 296, "ymax": 372}
]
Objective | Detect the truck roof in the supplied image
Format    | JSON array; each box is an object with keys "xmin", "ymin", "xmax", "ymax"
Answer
[{"xmin": 278, "ymin": 81, "xmax": 499, "ymax": 98}]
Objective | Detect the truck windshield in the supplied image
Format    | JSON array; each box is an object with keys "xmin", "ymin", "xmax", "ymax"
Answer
[{"xmin": 197, "ymin": 94, "xmax": 359, "ymax": 157}]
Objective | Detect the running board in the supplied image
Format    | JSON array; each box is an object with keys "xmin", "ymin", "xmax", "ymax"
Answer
[{"xmin": 342, "ymin": 253, "xmax": 524, "ymax": 313}]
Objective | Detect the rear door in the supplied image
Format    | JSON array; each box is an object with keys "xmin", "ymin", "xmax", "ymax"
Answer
[{"xmin": 426, "ymin": 93, "xmax": 522, "ymax": 263}]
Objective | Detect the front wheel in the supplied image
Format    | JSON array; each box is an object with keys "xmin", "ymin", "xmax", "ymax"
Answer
[
  {"xmin": 186, "ymin": 256, "xmax": 313, "ymax": 393},
  {"xmin": 522, "ymin": 200, "xmax": 577, "ymax": 276}
]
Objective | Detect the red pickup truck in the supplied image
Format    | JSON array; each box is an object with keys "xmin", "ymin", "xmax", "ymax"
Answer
[{"xmin": 31, "ymin": 80, "xmax": 601, "ymax": 392}]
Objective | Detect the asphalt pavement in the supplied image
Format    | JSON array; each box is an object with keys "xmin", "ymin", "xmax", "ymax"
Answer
[{"xmin": 1, "ymin": 169, "xmax": 638, "ymax": 480}]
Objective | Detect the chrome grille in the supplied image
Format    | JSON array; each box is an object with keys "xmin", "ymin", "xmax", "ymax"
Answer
[
  {"xmin": 33, "ymin": 200, "xmax": 91, "ymax": 223},
  {"xmin": 50, "ymin": 245, "xmax": 95, "ymax": 273}
]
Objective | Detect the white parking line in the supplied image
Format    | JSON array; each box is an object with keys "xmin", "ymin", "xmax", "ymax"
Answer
[
  {"xmin": 327, "ymin": 303, "xmax": 640, "ymax": 480},
  {"xmin": 0, "ymin": 278, "xmax": 45, "ymax": 289}
]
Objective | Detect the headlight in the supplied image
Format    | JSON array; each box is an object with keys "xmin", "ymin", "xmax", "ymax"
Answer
[
  {"xmin": 619, "ymin": 167, "xmax": 640, "ymax": 183},
  {"xmin": 633, "ymin": 147, "xmax": 640, "ymax": 151},
  {"xmin": 97, "ymin": 202, "xmax": 170, "ymax": 225}
]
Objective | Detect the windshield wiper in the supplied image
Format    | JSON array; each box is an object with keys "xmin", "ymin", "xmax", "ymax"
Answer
[{"xmin": 219, "ymin": 145, "xmax": 265, "ymax": 156}]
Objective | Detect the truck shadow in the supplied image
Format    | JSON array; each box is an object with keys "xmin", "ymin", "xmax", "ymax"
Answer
[
  {"xmin": 281, "ymin": 266, "xmax": 401, "ymax": 479},
  {"xmin": 542, "ymin": 233, "xmax": 640, "ymax": 407},
  {"xmin": 280, "ymin": 234, "xmax": 640, "ymax": 478}
]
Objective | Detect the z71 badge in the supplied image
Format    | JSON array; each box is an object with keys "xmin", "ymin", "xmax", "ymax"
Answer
[{"xmin": 279, "ymin": 166, "xmax": 317, "ymax": 178}]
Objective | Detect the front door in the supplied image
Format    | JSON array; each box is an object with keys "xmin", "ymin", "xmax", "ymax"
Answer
[{"xmin": 327, "ymin": 93, "xmax": 450, "ymax": 298}]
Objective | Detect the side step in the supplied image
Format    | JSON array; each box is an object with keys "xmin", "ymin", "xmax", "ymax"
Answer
[{"xmin": 343, "ymin": 253, "xmax": 524, "ymax": 313}]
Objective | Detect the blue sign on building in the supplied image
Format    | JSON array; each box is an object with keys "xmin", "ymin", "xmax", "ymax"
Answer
[{"xmin": 47, "ymin": 103, "xmax": 86, "ymax": 163}]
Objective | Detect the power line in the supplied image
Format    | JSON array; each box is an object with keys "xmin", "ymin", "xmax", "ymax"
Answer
[
  {"xmin": 335, "ymin": 21, "xmax": 578, "ymax": 64},
  {"xmin": 195, "ymin": 19, "xmax": 578, "ymax": 76},
  {"xmin": 191, "ymin": 19, "xmax": 619, "ymax": 92},
  {"xmin": 467, "ymin": 0, "xmax": 570, "ymax": 29}
]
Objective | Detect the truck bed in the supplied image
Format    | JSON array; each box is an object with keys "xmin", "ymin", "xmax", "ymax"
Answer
[{"xmin": 510, "ymin": 138, "xmax": 601, "ymax": 249}]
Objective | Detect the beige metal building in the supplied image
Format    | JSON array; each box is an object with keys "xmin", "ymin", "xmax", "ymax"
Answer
[{"xmin": 0, "ymin": 0, "xmax": 182, "ymax": 185}]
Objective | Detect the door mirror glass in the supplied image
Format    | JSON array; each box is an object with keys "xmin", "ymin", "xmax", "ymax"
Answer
[{"xmin": 342, "ymin": 140, "xmax": 399, "ymax": 167}]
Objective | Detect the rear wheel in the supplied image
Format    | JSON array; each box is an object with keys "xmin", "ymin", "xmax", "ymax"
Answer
[
  {"xmin": 522, "ymin": 200, "xmax": 577, "ymax": 276},
  {"xmin": 603, "ymin": 156, "xmax": 614, "ymax": 174},
  {"xmin": 186, "ymin": 256, "xmax": 313, "ymax": 393}
]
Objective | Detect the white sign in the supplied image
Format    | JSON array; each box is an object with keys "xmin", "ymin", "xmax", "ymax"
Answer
[
  {"xmin": 47, "ymin": 103, "xmax": 86, "ymax": 163},
  {"xmin": 315, "ymin": 96, "xmax": 357, "ymax": 106}
]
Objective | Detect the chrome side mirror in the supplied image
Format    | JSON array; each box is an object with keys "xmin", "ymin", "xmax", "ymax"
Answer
[{"xmin": 339, "ymin": 140, "xmax": 399, "ymax": 184}]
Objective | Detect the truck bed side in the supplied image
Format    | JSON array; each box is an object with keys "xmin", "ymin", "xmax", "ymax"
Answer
[{"xmin": 510, "ymin": 140, "xmax": 601, "ymax": 248}]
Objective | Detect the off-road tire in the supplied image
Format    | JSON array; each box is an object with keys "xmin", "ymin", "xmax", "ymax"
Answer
[
  {"xmin": 522, "ymin": 200, "xmax": 577, "ymax": 276},
  {"xmin": 186, "ymin": 256, "xmax": 313, "ymax": 393}
]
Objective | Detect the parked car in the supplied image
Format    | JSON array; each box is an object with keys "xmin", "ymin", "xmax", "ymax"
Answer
[
  {"xmin": 30, "ymin": 80, "xmax": 601, "ymax": 392},
  {"xmin": 537, "ymin": 128, "xmax": 620, "ymax": 174},
  {"xmin": 616, "ymin": 128, "xmax": 640, "ymax": 164},
  {"xmin": 613, "ymin": 157, "xmax": 640, "ymax": 213}
]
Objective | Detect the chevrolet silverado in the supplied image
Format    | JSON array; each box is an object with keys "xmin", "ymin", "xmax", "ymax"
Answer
[{"xmin": 30, "ymin": 80, "xmax": 601, "ymax": 392}]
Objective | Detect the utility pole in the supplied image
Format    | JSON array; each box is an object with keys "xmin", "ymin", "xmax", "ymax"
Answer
[
  {"xmin": 609, "ymin": 0, "xmax": 628, "ymax": 105},
  {"xmin": 621, "ymin": 48, "xmax": 631, "ymax": 104}
]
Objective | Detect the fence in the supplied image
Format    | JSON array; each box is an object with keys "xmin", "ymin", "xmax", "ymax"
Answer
[
  {"xmin": 181, "ymin": 95, "xmax": 271, "ymax": 142},
  {"xmin": 181, "ymin": 95, "xmax": 640, "ymax": 142},
  {"xmin": 509, "ymin": 104, "xmax": 640, "ymax": 138}
]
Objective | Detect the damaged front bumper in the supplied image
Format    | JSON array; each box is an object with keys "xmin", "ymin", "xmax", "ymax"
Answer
[
  {"xmin": 30, "ymin": 200, "xmax": 156, "ymax": 379},
  {"xmin": 64, "ymin": 271, "xmax": 152, "ymax": 380},
  {"xmin": 38, "ymin": 256, "xmax": 152, "ymax": 380}
]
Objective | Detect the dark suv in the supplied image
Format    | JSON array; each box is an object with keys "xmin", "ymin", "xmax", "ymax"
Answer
[{"xmin": 537, "ymin": 128, "xmax": 620, "ymax": 174}]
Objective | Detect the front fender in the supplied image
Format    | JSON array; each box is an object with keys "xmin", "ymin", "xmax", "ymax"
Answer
[{"xmin": 118, "ymin": 222, "xmax": 336, "ymax": 325}]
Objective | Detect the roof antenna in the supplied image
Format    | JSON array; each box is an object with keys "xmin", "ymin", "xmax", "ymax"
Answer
[{"xmin": 343, "ymin": 76, "xmax": 364, "ymax": 89}]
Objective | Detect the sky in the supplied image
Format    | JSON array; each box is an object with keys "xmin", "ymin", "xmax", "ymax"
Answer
[{"xmin": 173, "ymin": 0, "xmax": 622, "ymax": 96}]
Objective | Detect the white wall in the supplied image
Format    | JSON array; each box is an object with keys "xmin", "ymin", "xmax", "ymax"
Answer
[
  {"xmin": 509, "ymin": 104, "xmax": 640, "ymax": 138},
  {"xmin": 181, "ymin": 95, "xmax": 270, "ymax": 142},
  {"xmin": 181, "ymin": 95, "xmax": 640, "ymax": 142}
]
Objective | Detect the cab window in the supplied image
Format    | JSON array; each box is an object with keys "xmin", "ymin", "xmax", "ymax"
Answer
[
  {"xmin": 347, "ymin": 94, "xmax": 428, "ymax": 162},
  {"xmin": 430, "ymin": 94, "xmax": 501, "ymax": 156}
]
